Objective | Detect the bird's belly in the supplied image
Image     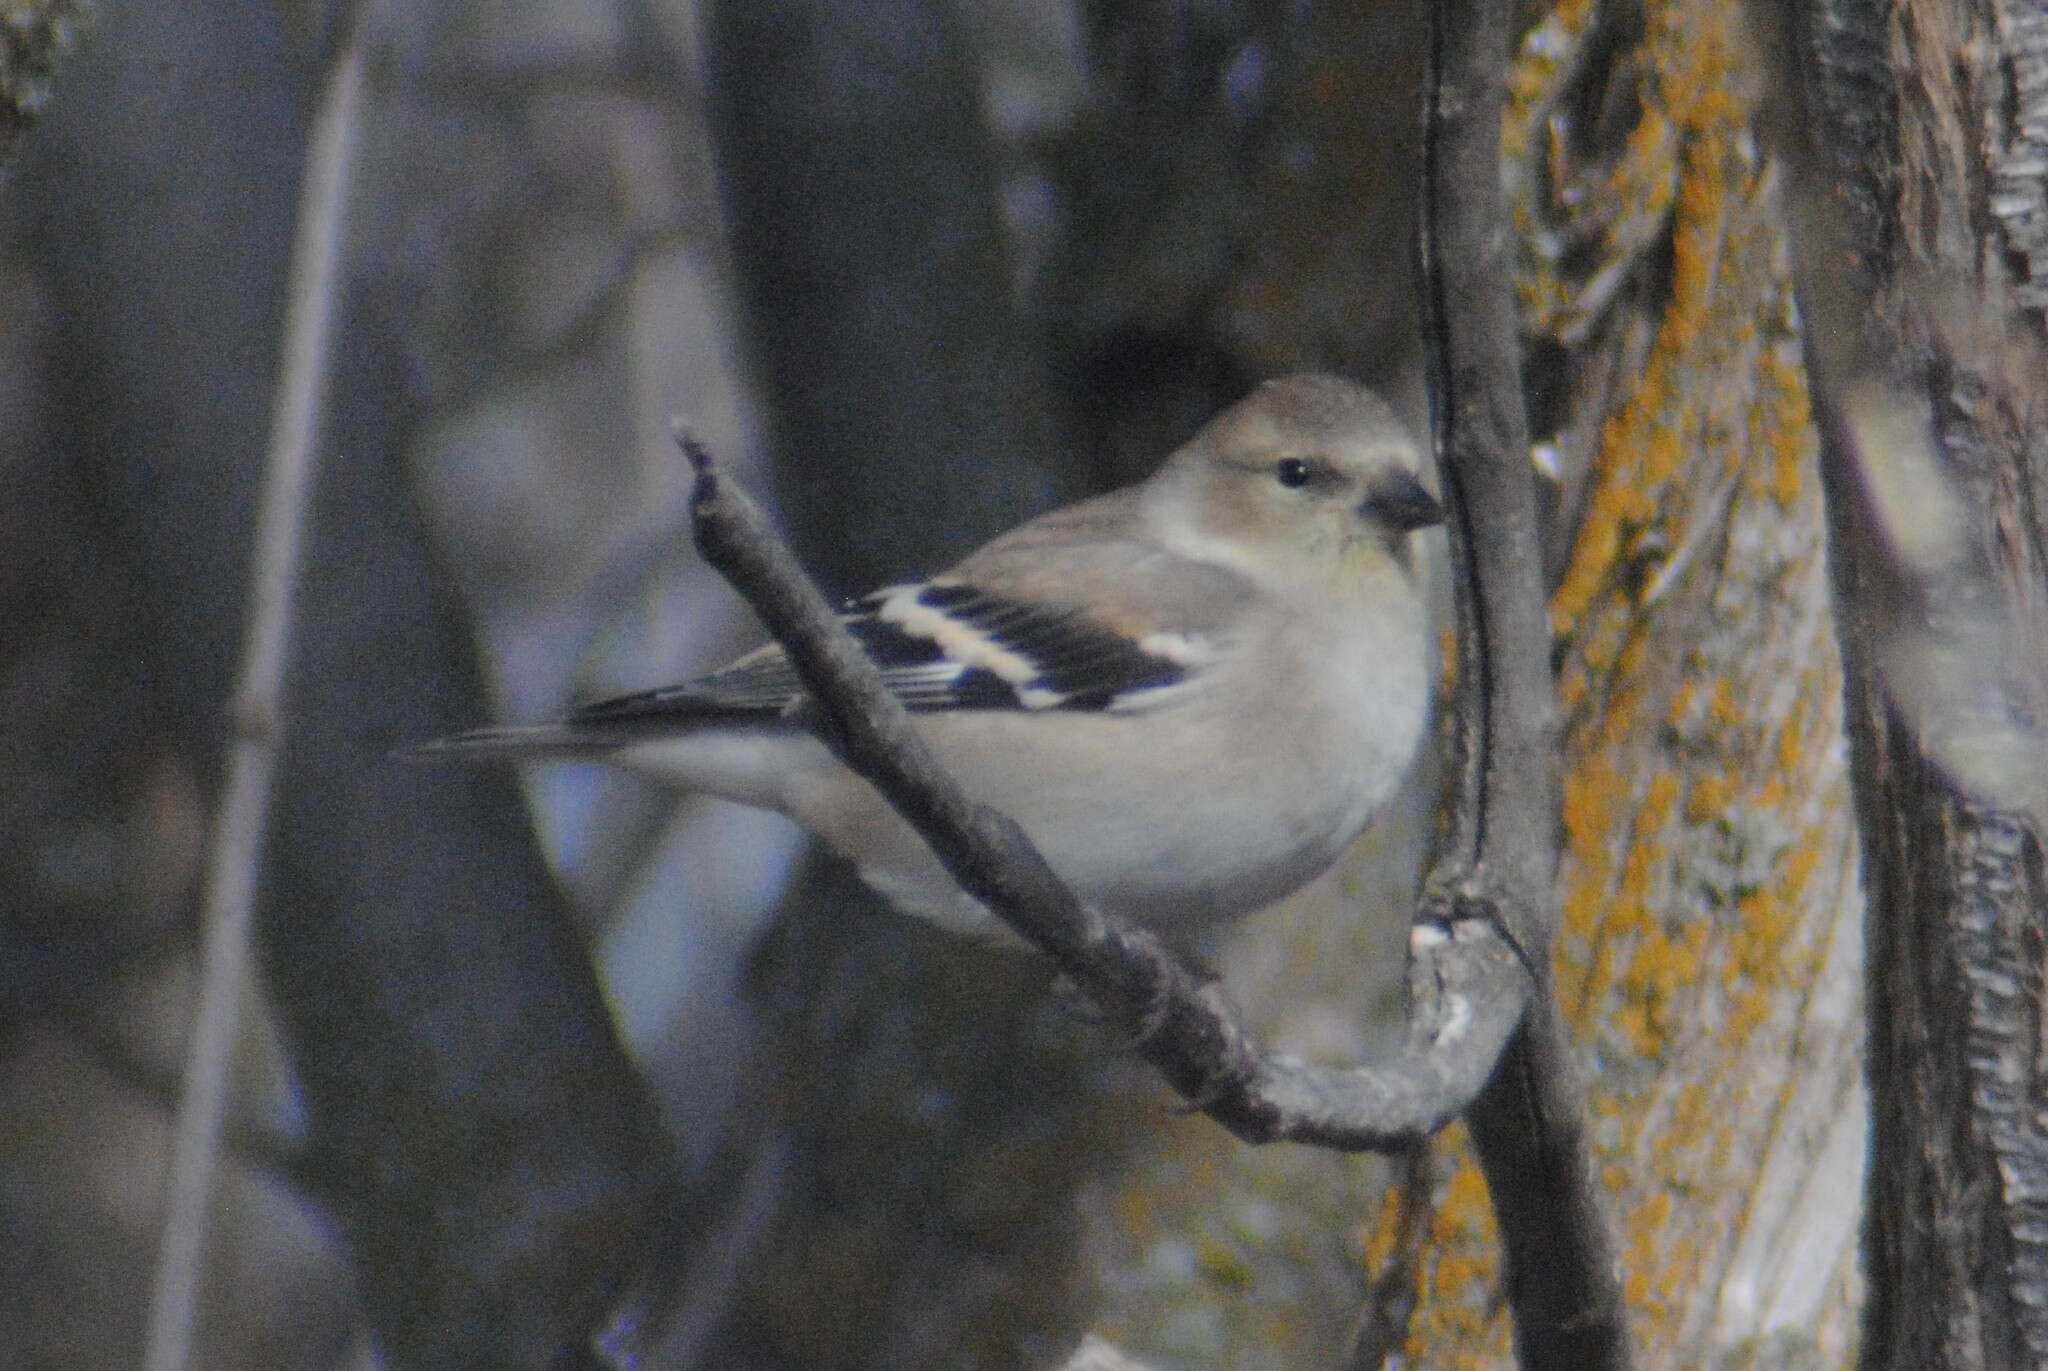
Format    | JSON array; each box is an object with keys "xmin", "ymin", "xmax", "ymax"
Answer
[
  {"xmin": 781, "ymin": 643, "xmax": 1424, "ymax": 944},
  {"xmin": 925, "ymin": 703, "xmax": 1400, "ymax": 936},
  {"xmin": 1025, "ymin": 736, "xmax": 1389, "ymax": 929},
  {"xmin": 825, "ymin": 775, "xmax": 1360, "ymax": 945}
]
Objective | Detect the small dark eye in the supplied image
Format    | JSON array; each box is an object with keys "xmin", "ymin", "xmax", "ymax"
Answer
[{"xmin": 1274, "ymin": 457, "xmax": 1314, "ymax": 489}]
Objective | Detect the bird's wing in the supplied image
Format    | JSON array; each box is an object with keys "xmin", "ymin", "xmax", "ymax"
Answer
[
  {"xmin": 568, "ymin": 493, "xmax": 1255, "ymax": 730},
  {"xmin": 567, "ymin": 581, "xmax": 1215, "ymax": 730}
]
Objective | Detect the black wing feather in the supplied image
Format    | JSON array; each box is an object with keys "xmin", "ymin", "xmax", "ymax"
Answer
[{"xmin": 567, "ymin": 583, "xmax": 1201, "ymax": 732}]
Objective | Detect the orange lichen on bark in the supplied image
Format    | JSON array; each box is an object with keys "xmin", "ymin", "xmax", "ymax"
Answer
[
  {"xmin": 1417, "ymin": 0, "xmax": 1856, "ymax": 1363},
  {"xmin": 1391, "ymin": 1129, "xmax": 1513, "ymax": 1367},
  {"xmin": 1505, "ymin": 0, "xmax": 1598, "ymax": 163},
  {"xmin": 1545, "ymin": 0, "xmax": 1756, "ymax": 639},
  {"xmin": 1757, "ymin": 343, "xmax": 1814, "ymax": 508},
  {"xmin": 1359, "ymin": 1182, "xmax": 1409, "ymax": 1275},
  {"xmin": 1686, "ymin": 772, "xmax": 1735, "ymax": 824}
]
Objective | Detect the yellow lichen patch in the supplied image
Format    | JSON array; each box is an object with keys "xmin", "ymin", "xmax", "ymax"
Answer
[
  {"xmin": 1624, "ymin": 1187, "xmax": 1676, "ymax": 1317},
  {"xmin": 1615, "ymin": 923, "xmax": 1709, "ymax": 1058},
  {"xmin": 1686, "ymin": 772, "xmax": 1735, "ymax": 824},
  {"xmin": 1708, "ymin": 678, "xmax": 1742, "ymax": 730},
  {"xmin": 1398, "ymin": 0, "xmax": 1859, "ymax": 1362},
  {"xmin": 1781, "ymin": 835, "xmax": 1824, "ymax": 905},
  {"xmin": 1398, "ymin": 1133, "xmax": 1512, "ymax": 1365},
  {"xmin": 1545, "ymin": 0, "xmax": 1754, "ymax": 641},
  {"xmin": 1609, "ymin": 108, "xmax": 1681, "ymax": 248},
  {"xmin": 1505, "ymin": 0, "xmax": 1600, "ymax": 164},
  {"xmin": 1195, "ymin": 1235, "xmax": 1255, "ymax": 1290},
  {"xmin": 1359, "ymin": 1183, "xmax": 1409, "ymax": 1276},
  {"xmin": 1641, "ymin": 770, "xmax": 1683, "ymax": 827},
  {"xmin": 1667, "ymin": 677, "xmax": 1699, "ymax": 728},
  {"xmin": 1113, "ymin": 1187, "xmax": 1155, "ymax": 1238},
  {"xmin": 1561, "ymin": 755, "xmax": 1621, "ymax": 947},
  {"xmin": 1754, "ymin": 343, "xmax": 1815, "ymax": 508},
  {"xmin": 1775, "ymin": 707, "xmax": 1807, "ymax": 780},
  {"xmin": 1505, "ymin": 0, "xmax": 1854, "ymax": 1361}
]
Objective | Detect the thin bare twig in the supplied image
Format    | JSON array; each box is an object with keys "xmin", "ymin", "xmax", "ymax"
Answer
[
  {"xmin": 141, "ymin": 29, "xmax": 366, "ymax": 1371},
  {"xmin": 1345, "ymin": 1145, "xmax": 1436, "ymax": 1371},
  {"xmin": 680, "ymin": 432, "xmax": 1526, "ymax": 1151}
]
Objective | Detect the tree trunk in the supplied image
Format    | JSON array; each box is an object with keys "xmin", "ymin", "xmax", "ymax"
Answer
[
  {"xmin": 1777, "ymin": 0, "xmax": 2048, "ymax": 1366},
  {"xmin": 1383, "ymin": 0, "xmax": 1867, "ymax": 1362}
]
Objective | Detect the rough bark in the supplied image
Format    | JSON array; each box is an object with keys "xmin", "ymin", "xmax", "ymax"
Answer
[
  {"xmin": 1388, "ymin": 1, "xmax": 1867, "ymax": 1363},
  {"xmin": 1778, "ymin": 0, "xmax": 2048, "ymax": 1366}
]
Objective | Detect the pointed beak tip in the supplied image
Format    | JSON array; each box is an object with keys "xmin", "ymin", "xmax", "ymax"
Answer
[{"xmin": 1361, "ymin": 475, "xmax": 1446, "ymax": 533}]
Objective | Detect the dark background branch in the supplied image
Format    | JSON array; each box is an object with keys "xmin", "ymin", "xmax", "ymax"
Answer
[
  {"xmin": 19, "ymin": 9, "xmax": 680, "ymax": 1365},
  {"xmin": 706, "ymin": 0, "xmax": 1076, "ymax": 590},
  {"xmin": 672, "ymin": 6, "xmax": 1120, "ymax": 1362}
]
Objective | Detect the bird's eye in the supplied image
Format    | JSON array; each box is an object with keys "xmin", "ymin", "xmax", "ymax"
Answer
[{"xmin": 1274, "ymin": 457, "xmax": 1315, "ymax": 489}]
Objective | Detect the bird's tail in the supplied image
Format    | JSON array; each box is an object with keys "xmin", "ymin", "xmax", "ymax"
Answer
[{"xmin": 401, "ymin": 722, "xmax": 609, "ymax": 761}]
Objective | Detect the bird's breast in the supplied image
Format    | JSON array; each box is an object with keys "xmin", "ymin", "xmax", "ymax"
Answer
[{"xmin": 775, "ymin": 595, "xmax": 1432, "ymax": 942}]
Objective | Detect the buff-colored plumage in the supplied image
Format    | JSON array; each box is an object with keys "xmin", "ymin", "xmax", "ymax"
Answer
[{"xmin": 426, "ymin": 375, "xmax": 1442, "ymax": 945}]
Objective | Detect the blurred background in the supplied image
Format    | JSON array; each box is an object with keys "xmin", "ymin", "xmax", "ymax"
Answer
[{"xmin": 0, "ymin": 1, "xmax": 1443, "ymax": 1366}]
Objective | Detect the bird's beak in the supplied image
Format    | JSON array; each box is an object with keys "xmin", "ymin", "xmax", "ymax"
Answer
[{"xmin": 1360, "ymin": 470, "xmax": 1445, "ymax": 531}]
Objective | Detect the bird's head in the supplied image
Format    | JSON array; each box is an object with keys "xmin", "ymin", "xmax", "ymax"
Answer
[{"xmin": 1144, "ymin": 374, "xmax": 1444, "ymax": 593}]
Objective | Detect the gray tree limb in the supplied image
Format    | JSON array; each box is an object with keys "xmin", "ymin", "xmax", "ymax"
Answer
[
  {"xmin": 142, "ymin": 25, "xmax": 366, "ymax": 1371},
  {"xmin": 1418, "ymin": 0, "xmax": 1632, "ymax": 1365}
]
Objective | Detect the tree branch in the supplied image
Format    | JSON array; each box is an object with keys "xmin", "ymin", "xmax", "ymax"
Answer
[
  {"xmin": 1419, "ymin": 0, "xmax": 1632, "ymax": 1365},
  {"xmin": 1345, "ymin": 1144, "xmax": 1435, "ymax": 1370},
  {"xmin": 141, "ymin": 25, "xmax": 366, "ymax": 1371}
]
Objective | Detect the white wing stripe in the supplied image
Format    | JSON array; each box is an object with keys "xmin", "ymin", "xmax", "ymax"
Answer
[{"xmin": 877, "ymin": 586, "xmax": 1048, "ymax": 690}]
